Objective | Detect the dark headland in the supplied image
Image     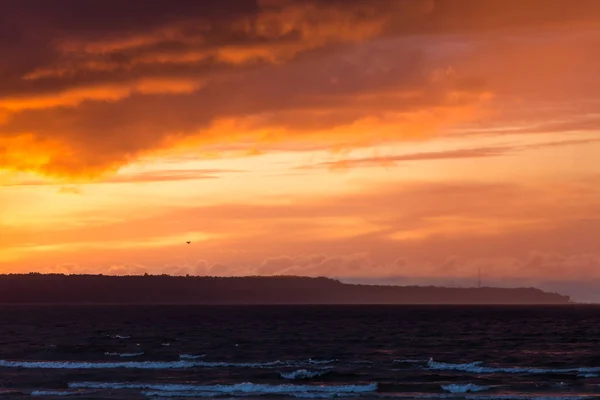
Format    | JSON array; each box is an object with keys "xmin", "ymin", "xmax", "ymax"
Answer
[{"xmin": 0, "ymin": 274, "xmax": 570, "ymax": 304}]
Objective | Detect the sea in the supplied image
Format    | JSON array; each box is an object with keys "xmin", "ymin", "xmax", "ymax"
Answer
[{"xmin": 0, "ymin": 305, "xmax": 599, "ymax": 399}]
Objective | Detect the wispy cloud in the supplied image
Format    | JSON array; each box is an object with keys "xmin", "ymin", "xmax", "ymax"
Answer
[
  {"xmin": 297, "ymin": 137, "xmax": 600, "ymax": 169},
  {"xmin": 297, "ymin": 146, "xmax": 510, "ymax": 169},
  {"xmin": 2, "ymin": 168, "xmax": 240, "ymax": 187}
]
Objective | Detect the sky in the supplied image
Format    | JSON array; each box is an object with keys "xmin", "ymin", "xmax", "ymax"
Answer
[{"xmin": 1, "ymin": 0, "xmax": 600, "ymax": 302}]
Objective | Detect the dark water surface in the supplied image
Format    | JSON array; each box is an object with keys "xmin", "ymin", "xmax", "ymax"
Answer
[{"xmin": 0, "ymin": 305, "xmax": 599, "ymax": 399}]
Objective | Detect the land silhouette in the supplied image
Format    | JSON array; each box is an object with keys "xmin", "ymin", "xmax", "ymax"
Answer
[{"xmin": 0, "ymin": 274, "xmax": 570, "ymax": 304}]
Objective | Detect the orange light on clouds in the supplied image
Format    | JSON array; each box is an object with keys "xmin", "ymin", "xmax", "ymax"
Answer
[{"xmin": 1, "ymin": 0, "xmax": 600, "ymax": 300}]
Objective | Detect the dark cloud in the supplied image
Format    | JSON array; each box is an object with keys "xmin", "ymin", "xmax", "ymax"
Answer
[{"xmin": 1, "ymin": 0, "xmax": 600, "ymax": 177}]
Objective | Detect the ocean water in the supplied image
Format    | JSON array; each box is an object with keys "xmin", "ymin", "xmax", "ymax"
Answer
[{"xmin": 0, "ymin": 305, "xmax": 599, "ymax": 399}]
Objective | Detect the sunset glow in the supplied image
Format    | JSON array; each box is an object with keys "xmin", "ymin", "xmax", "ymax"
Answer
[{"xmin": 2, "ymin": 0, "xmax": 600, "ymax": 301}]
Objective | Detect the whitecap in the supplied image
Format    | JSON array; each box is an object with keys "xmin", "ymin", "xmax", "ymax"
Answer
[
  {"xmin": 179, "ymin": 354, "xmax": 206, "ymax": 360},
  {"xmin": 393, "ymin": 359, "xmax": 427, "ymax": 364},
  {"xmin": 0, "ymin": 359, "xmax": 279, "ymax": 369},
  {"xmin": 427, "ymin": 358, "xmax": 600, "ymax": 375},
  {"xmin": 0, "ymin": 357, "xmax": 340, "ymax": 370},
  {"xmin": 104, "ymin": 352, "xmax": 144, "ymax": 357},
  {"xmin": 441, "ymin": 383, "xmax": 490, "ymax": 393},
  {"xmin": 305, "ymin": 358, "xmax": 337, "ymax": 365},
  {"xmin": 69, "ymin": 381, "xmax": 378, "ymax": 396},
  {"xmin": 279, "ymin": 369, "xmax": 329, "ymax": 380},
  {"xmin": 31, "ymin": 389, "xmax": 89, "ymax": 396}
]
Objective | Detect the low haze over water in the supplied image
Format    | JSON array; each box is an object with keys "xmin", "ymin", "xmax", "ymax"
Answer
[{"xmin": 1, "ymin": 305, "xmax": 600, "ymax": 399}]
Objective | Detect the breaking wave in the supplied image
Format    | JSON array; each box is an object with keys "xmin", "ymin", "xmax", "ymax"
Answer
[
  {"xmin": 0, "ymin": 358, "xmax": 336, "ymax": 370},
  {"xmin": 30, "ymin": 389, "xmax": 92, "ymax": 396},
  {"xmin": 441, "ymin": 383, "xmax": 490, "ymax": 393},
  {"xmin": 427, "ymin": 359, "xmax": 600, "ymax": 375},
  {"xmin": 279, "ymin": 369, "xmax": 330, "ymax": 380},
  {"xmin": 104, "ymin": 352, "xmax": 144, "ymax": 357},
  {"xmin": 69, "ymin": 381, "xmax": 377, "ymax": 398},
  {"xmin": 179, "ymin": 354, "xmax": 206, "ymax": 359}
]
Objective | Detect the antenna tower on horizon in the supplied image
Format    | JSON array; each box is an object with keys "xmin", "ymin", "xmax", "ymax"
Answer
[{"xmin": 478, "ymin": 267, "xmax": 481, "ymax": 288}]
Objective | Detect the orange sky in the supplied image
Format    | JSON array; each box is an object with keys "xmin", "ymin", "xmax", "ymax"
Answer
[{"xmin": 1, "ymin": 0, "xmax": 600, "ymax": 301}]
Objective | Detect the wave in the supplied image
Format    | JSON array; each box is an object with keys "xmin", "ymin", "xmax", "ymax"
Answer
[
  {"xmin": 142, "ymin": 391, "xmax": 359, "ymax": 398},
  {"xmin": 0, "ymin": 358, "xmax": 335, "ymax": 370},
  {"xmin": 108, "ymin": 335, "xmax": 130, "ymax": 339},
  {"xmin": 104, "ymin": 352, "xmax": 144, "ymax": 357},
  {"xmin": 0, "ymin": 389, "xmax": 23, "ymax": 396},
  {"xmin": 279, "ymin": 369, "xmax": 330, "ymax": 380},
  {"xmin": 179, "ymin": 354, "xmax": 206, "ymax": 359},
  {"xmin": 69, "ymin": 381, "xmax": 377, "ymax": 398},
  {"xmin": 397, "ymin": 396, "xmax": 598, "ymax": 400},
  {"xmin": 30, "ymin": 390, "xmax": 90, "ymax": 396},
  {"xmin": 441, "ymin": 383, "xmax": 490, "ymax": 393},
  {"xmin": 427, "ymin": 358, "xmax": 600, "ymax": 375},
  {"xmin": 451, "ymin": 396, "xmax": 594, "ymax": 400},
  {"xmin": 393, "ymin": 359, "xmax": 428, "ymax": 364},
  {"xmin": 305, "ymin": 359, "xmax": 337, "ymax": 365}
]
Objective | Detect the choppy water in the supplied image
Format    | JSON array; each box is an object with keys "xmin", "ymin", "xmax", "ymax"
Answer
[{"xmin": 0, "ymin": 305, "xmax": 599, "ymax": 399}]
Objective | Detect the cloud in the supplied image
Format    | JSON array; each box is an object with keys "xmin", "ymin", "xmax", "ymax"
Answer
[
  {"xmin": 100, "ymin": 168, "xmax": 236, "ymax": 184},
  {"xmin": 1, "ymin": 168, "xmax": 239, "ymax": 186},
  {"xmin": 28, "ymin": 250, "xmax": 600, "ymax": 282},
  {"xmin": 253, "ymin": 253, "xmax": 380, "ymax": 277},
  {"xmin": 258, "ymin": 256, "xmax": 296, "ymax": 274},
  {"xmin": 1, "ymin": 0, "xmax": 544, "ymax": 178},
  {"xmin": 248, "ymin": 251, "xmax": 600, "ymax": 290},
  {"xmin": 297, "ymin": 137, "xmax": 600, "ymax": 170},
  {"xmin": 298, "ymin": 146, "xmax": 510, "ymax": 170},
  {"xmin": 4, "ymin": 178, "xmax": 599, "ymax": 264},
  {"xmin": 106, "ymin": 264, "xmax": 148, "ymax": 276},
  {"xmin": 0, "ymin": 79, "xmax": 203, "ymax": 111},
  {"xmin": 21, "ymin": 252, "xmax": 600, "ymax": 302}
]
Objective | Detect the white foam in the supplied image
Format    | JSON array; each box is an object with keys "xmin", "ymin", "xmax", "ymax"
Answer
[
  {"xmin": 427, "ymin": 358, "xmax": 600, "ymax": 375},
  {"xmin": 279, "ymin": 369, "xmax": 329, "ymax": 380},
  {"xmin": 30, "ymin": 390, "xmax": 87, "ymax": 396},
  {"xmin": 0, "ymin": 359, "xmax": 283, "ymax": 369},
  {"xmin": 113, "ymin": 335, "xmax": 130, "ymax": 339},
  {"xmin": 459, "ymin": 396, "xmax": 592, "ymax": 400},
  {"xmin": 142, "ymin": 391, "xmax": 359, "ymax": 399},
  {"xmin": 441, "ymin": 383, "xmax": 490, "ymax": 393},
  {"xmin": 104, "ymin": 352, "xmax": 144, "ymax": 357},
  {"xmin": 393, "ymin": 359, "xmax": 427, "ymax": 364},
  {"xmin": 0, "ymin": 358, "xmax": 335, "ymax": 370},
  {"xmin": 69, "ymin": 381, "xmax": 377, "ymax": 397},
  {"xmin": 141, "ymin": 390, "xmax": 222, "ymax": 397},
  {"xmin": 179, "ymin": 354, "xmax": 206, "ymax": 359},
  {"xmin": 0, "ymin": 357, "xmax": 339, "ymax": 371},
  {"xmin": 305, "ymin": 359, "xmax": 337, "ymax": 365},
  {"xmin": 376, "ymin": 395, "xmax": 595, "ymax": 400}
]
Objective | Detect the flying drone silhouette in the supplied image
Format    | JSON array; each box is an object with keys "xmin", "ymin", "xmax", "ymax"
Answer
[{"xmin": 186, "ymin": 241, "xmax": 191, "ymax": 244}]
